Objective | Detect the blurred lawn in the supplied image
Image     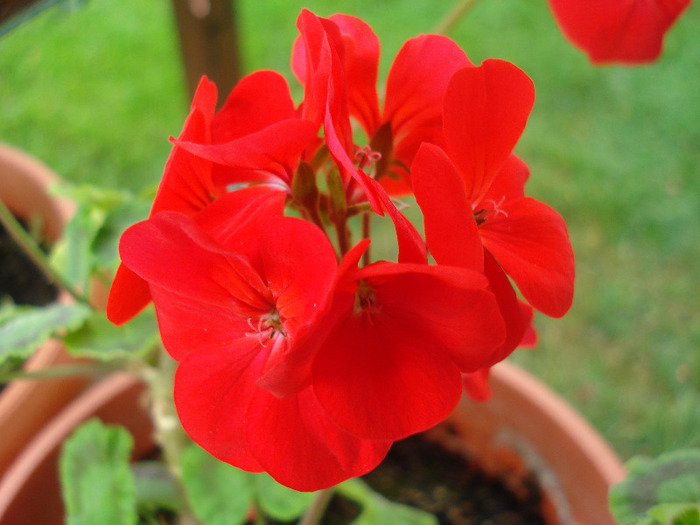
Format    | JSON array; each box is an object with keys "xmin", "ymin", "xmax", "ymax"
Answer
[{"xmin": 0, "ymin": 0, "xmax": 698, "ymax": 461}]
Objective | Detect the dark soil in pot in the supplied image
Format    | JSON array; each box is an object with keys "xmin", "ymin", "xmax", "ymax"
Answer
[
  {"xmin": 324, "ymin": 431, "xmax": 548, "ymax": 525},
  {"xmin": 256, "ymin": 426, "xmax": 550, "ymax": 525},
  {"xmin": 0, "ymin": 216, "xmax": 58, "ymax": 306}
]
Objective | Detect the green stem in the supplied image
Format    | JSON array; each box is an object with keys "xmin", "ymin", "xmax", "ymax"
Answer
[
  {"xmin": 334, "ymin": 217, "xmax": 349, "ymax": 257},
  {"xmin": 0, "ymin": 198, "xmax": 91, "ymax": 306},
  {"xmin": 141, "ymin": 346, "xmax": 203, "ymax": 523},
  {"xmin": 362, "ymin": 212, "xmax": 371, "ymax": 267},
  {"xmin": 144, "ymin": 346, "xmax": 190, "ymax": 481},
  {"xmin": 298, "ymin": 487, "xmax": 335, "ymax": 525},
  {"xmin": 433, "ymin": 0, "xmax": 482, "ymax": 35}
]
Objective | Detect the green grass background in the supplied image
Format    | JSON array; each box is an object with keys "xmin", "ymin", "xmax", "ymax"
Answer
[{"xmin": 1, "ymin": 0, "xmax": 698, "ymax": 462}]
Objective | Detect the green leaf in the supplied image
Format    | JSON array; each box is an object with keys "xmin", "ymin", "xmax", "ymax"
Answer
[
  {"xmin": 610, "ymin": 449, "xmax": 700, "ymax": 525},
  {"xmin": 91, "ymin": 199, "xmax": 149, "ymax": 271},
  {"xmin": 338, "ymin": 478, "xmax": 438, "ymax": 525},
  {"xmin": 649, "ymin": 504, "xmax": 700, "ymax": 525},
  {"xmin": 54, "ymin": 203, "xmax": 104, "ymax": 292},
  {"xmin": 253, "ymin": 473, "xmax": 316, "ymax": 521},
  {"xmin": 0, "ymin": 302, "xmax": 92, "ymax": 365},
  {"xmin": 59, "ymin": 419, "xmax": 137, "ymax": 525},
  {"xmin": 180, "ymin": 444, "xmax": 254, "ymax": 525},
  {"xmin": 63, "ymin": 306, "xmax": 159, "ymax": 361}
]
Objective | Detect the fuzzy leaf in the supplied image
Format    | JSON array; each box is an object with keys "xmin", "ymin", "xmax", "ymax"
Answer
[
  {"xmin": 0, "ymin": 302, "xmax": 92, "ymax": 365},
  {"xmin": 253, "ymin": 473, "xmax": 316, "ymax": 521},
  {"xmin": 54, "ymin": 203, "xmax": 103, "ymax": 292},
  {"xmin": 610, "ymin": 449, "xmax": 700, "ymax": 525},
  {"xmin": 59, "ymin": 419, "xmax": 137, "ymax": 525},
  {"xmin": 180, "ymin": 444, "xmax": 254, "ymax": 525},
  {"xmin": 339, "ymin": 478, "xmax": 438, "ymax": 525},
  {"xmin": 63, "ymin": 307, "xmax": 159, "ymax": 361}
]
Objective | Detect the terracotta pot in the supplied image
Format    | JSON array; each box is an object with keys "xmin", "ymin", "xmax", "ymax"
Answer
[
  {"xmin": 0, "ymin": 373, "xmax": 154, "ymax": 525},
  {"xmin": 0, "ymin": 143, "xmax": 91, "ymax": 477},
  {"xmin": 427, "ymin": 361, "xmax": 626, "ymax": 525}
]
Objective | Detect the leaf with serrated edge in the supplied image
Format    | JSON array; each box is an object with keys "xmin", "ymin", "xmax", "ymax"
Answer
[
  {"xmin": 59, "ymin": 419, "xmax": 137, "ymax": 525},
  {"xmin": 0, "ymin": 302, "xmax": 92, "ymax": 365},
  {"xmin": 339, "ymin": 478, "xmax": 438, "ymax": 525},
  {"xmin": 610, "ymin": 449, "xmax": 700, "ymax": 524},
  {"xmin": 63, "ymin": 307, "xmax": 159, "ymax": 361}
]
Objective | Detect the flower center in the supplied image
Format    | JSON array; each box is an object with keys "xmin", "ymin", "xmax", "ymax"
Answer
[
  {"xmin": 473, "ymin": 196, "xmax": 508, "ymax": 226},
  {"xmin": 355, "ymin": 281, "xmax": 376, "ymax": 312},
  {"xmin": 247, "ymin": 309, "xmax": 287, "ymax": 345},
  {"xmin": 354, "ymin": 145, "xmax": 382, "ymax": 174}
]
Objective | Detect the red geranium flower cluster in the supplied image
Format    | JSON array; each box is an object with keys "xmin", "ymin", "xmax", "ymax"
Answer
[{"xmin": 107, "ymin": 9, "xmax": 574, "ymax": 491}]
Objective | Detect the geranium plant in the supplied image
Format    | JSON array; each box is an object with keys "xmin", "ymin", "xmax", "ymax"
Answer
[
  {"xmin": 105, "ymin": 6, "xmax": 576, "ymax": 494},
  {"xmin": 0, "ymin": 1, "xmax": 694, "ymax": 523}
]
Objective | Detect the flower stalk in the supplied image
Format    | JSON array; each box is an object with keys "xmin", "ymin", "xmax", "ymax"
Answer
[
  {"xmin": 298, "ymin": 488, "xmax": 335, "ymax": 525},
  {"xmin": 434, "ymin": 0, "xmax": 482, "ymax": 35}
]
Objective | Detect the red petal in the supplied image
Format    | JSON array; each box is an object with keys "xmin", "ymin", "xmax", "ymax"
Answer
[
  {"xmin": 480, "ymin": 197, "xmax": 575, "ymax": 317},
  {"xmin": 357, "ymin": 262, "xmax": 506, "ymax": 372},
  {"xmin": 365, "ymin": 176, "xmax": 427, "ymax": 264},
  {"xmin": 482, "ymin": 154, "xmax": 529, "ymax": 204},
  {"xmin": 106, "ymin": 263, "xmax": 152, "ymax": 325},
  {"xmin": 293, "ymin": 9, "xmax": 345, "ymax": 129},
  {"xmin": 313, "ymin": 309, "xmax": 462, "ymax": 441},
  {"xmin": 212, "ymin": 70, "xmax": 297, "ymax": 142},
  {"xmin": 482, "ymin": 250, "xmax": 531, "ymax": 361},
  {"xmin": 175, "ymin": 118, "xmax": 317, "ymax": 188},
  {"xmin": 246, "ymin": 386, "xmax": 391, "ymax": 491},
  {"xmin": 384, "ymin": 35, "xmax": 473, "ymax": 146},
  {"xmin": 462, "ymin": 368, "xmax": 492, "ymax": 402},
  {"xmin": 519, "ymin": 302, "xmax": 538, "ymax": 347},
  {"xmin": 194, "ymin": 185, "xmax": 286, "ymax": 261},
  {"xmin": 174, "ymin": 339, "xmax": 267, "ymax": 472},
  {"xmin": 151, "ymin": 77, "xmax": 218, "ymax": 217},
  {"xmin": 329, "ymin": 14, "xmax": 381, "ymax": 135},
  {"xmin": 150, "ymin": 284, "xmax": 254, "ymax": 361},
  {"xmin": 119, "ymin": 213, "xmax": 271, "ymax": 318},
  {"xmin": 256, "ymin": 288, "xmax": 355, "ymax": 400},
  {"xmin": 443, "ymin": 60, "xmax": 534, "ymax": 206},
  {"xmin": 547, "ymin": 0, "xmax": 691, "ymax": 64},
  {"xmin": 259, "ymin": 217, "xmax": 337, "ymax": 338},
  {"xmin": 108, "ymin": 78, "xmax": 218, "ymax": 325},
  {"xmin": 412, "ymin": 143, "xmax": 483, "ymax": 271}
]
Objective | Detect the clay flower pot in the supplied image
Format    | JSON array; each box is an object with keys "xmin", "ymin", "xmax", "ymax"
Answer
[
  {"xmin": 0, "ymin": 143, "xmax": 92, "ymax": 477},
  {"xmin": 431, "ymin": 361, "xmax": 626, "ymax": 524},
  {"xmin": 0, "ymin": 373, "xmax": 154, "ymax": 525}
]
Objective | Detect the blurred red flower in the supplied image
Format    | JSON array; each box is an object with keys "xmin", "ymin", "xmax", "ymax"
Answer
[{"xmin": 547, "ymin": 0, "xmax": 691, "ymax": 64}]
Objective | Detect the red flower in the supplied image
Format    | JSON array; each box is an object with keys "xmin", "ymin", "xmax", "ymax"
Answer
[
  {"xmin": 174, "ymin": 69, "xmax": 316, "ymax": 189},
  {"xmin": 293, "ymin": 10, "xmax": 473, "ymax": 195},
  {"xmin": 291, "ymin": 10, "xmax": 431, "ymax": 264},
  {"xmin": 412, "ymin": 60, "xmax": 575, "ymax": 321},
  {"xmin": 117, "ymin": 199, "xmax": 391, "ymax": 491},
  {"xmin": 309, "ymin": 243, "xmax": 507, "ymax": 441},
  {"xmin": 107, "ymin": 8, "xmax": 578, "ymax": 492},
  {"xmin": 259, "ymin": 240, "xmax": 506, "ymax": 441},
  {"xmin": 547, "ymin": 0, "xmax": 691, "ymax": 64},
  {"xmin": 107, "ymin": 72, "xmax": 315, "ymax": 325}
]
